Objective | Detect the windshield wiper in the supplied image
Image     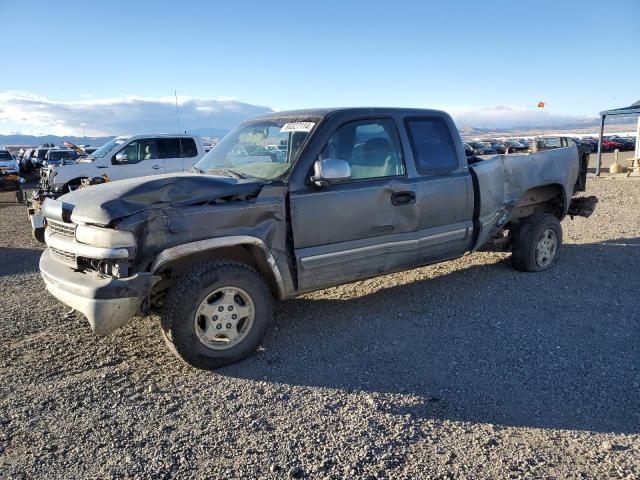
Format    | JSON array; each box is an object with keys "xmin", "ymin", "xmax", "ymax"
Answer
[
  {"xmin": 205, "ymin": 168, "xmax": 249, "ymax": 179},
  {"xmin": 226, "ymin": 169, "xmax": 249, "ymax": 179}
]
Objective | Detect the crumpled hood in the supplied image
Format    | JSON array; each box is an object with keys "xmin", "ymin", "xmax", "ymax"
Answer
[{"xmin": 56, "ymin": 172, "xmax": 264, "ymax": 226}]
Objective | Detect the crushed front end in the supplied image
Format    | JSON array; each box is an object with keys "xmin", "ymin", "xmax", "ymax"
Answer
[{"xmin": 39, "ymin": 199, "xmax": 154, "ymax": 334}]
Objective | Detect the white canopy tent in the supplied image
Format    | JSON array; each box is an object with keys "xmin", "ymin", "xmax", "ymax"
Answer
[{"xmin": 596, "ymin": 100, "xmax": 640, "ymax": 175}]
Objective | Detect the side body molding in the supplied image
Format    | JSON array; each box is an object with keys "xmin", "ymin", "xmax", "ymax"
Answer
[{"xmin": 150, "ymin": 236, "xmax": 286, "ymax": 299}]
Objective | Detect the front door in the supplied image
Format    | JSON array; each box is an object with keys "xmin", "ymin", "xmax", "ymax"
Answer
[
  {"xmin": 109, "ymin": 139, "xmax": 165, "ymax": 180},
  {"xmin": 290, "ymin": 118, "xmax": 421, "ymax": 292}
]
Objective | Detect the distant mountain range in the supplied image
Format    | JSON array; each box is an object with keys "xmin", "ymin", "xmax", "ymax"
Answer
[
  {"xmin": 459, "ymin": 115, "xmax": 637, "ymax": 138},
  {"xmin": 0, "ymin": 130, "xmax": 229, "ymax": 147},
  {"xmin": 1, "ymin": 115, "xmax": 636, "ymax": 147}
]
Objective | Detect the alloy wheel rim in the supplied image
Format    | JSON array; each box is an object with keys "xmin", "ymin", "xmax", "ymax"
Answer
[
  {"xmin": 535, "ymin": 229, "xmax": 557, "ymax": 268},
  {"xmin": 194, "ymin": 286, "xmax": 255, "ymax": 351}
]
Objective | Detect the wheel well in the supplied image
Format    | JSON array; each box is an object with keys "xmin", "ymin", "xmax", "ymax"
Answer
[
  {"xmin": 152, "ymin": 244, "xmax": 282, "ymax": 300},
  {"xmin": 510, "ymin": 184, "xmax": 565, "ymax": 225},
  {"xmin": 63, "ymin": 177, "xmax": 88, "ymax": 192}
]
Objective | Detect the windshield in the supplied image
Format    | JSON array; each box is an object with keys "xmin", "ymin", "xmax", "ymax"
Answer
[
  {"xmin": 0, "ymin": 159, "xmax": 18, "ymax": 169},
  {"xmin": 195, "ymin": 119, "xmax": 318, "ymax": 180},
  {"xmin": 48, "ymin": 150, "xmax": 75, "ymax": 160},
  {"xmin": 87, "ymin": 138, "xmax": 126, "ymax": 159},
  {"xmin": 0, "ymin": 151, "xmax": 12, "ymax": 160}
]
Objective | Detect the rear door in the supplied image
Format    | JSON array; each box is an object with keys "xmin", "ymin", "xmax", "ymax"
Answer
[
  {"xmin": 156, "ymin": 138, "xmax": 182, "ymax": 173},
  {"xmin": 290, "ymin": 117, "xmax": 421, "ymax": 292},
  {"xmin": 157, "ymin": 137, "xmax": 201, "ymax": 173},
  {"xmin": 109, "ymin": 138, "xmax": 165, "ymax": 180},
  {"xmin": 403, "ymin": 116, "xmax": 473, "ymax": 262}
]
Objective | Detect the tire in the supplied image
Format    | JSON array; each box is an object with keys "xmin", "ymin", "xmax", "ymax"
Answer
[
  {"xmin": 32, "ymin": 227, "xmax": 46, "ymax": 244},
  {"xmin": 161, "ymin": 260, "xmax": 273, "ymax": 369},
  {"xmin": 511, "ymin": 213, "xmax": 562, "ymax": 272}
]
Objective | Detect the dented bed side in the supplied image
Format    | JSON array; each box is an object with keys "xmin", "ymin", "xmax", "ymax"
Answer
[{"xmin": 469, "ymin": 146, "xmax": 579, "ymax": 250}]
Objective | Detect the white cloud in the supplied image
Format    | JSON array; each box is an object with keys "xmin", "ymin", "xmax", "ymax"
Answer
[
  {"xmin": 0, "ymin": 91, "xmax": 273, "ymax": 136},
  {"xmin": 0, "ymin": 92, "xmax": 603, "ymax": 136}
]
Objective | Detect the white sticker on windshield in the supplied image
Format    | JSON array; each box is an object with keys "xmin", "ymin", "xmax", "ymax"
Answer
[{"xmin": 280, "ymin": 122, "xmax": 315, "ymax": 133}]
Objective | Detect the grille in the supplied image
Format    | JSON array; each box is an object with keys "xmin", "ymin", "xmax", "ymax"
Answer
[
  {"xmin": 48, "ymin": 220, "xmax": 76, "ymax": 238},
  {"xmin": 50, "ymin": 246, "xmax": 77, "ymax": 266}
]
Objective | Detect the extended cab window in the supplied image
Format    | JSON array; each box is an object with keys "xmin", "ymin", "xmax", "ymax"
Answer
[
  {"xmin": 156, "ymin": 138, "xmax": 198, "ymax": 158},
  {"xmin": 180, "ymin": 138, "xmax": 198, "ymax": 157},
  {"xmin": 113, "ymin": 139, "xmax": 158, "ymax": 165},
  {"xmin": 405, "ymin": 117, "xmax": 459, "ymax": 174},
  {"xmin": 321, "ymin": 119, "xmax": 405, "ymax": 180}
]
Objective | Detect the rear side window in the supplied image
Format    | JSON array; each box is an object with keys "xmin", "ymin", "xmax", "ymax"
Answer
[
  {"xmin": 405, "ymin": 117, "xmax": 459, "ymax": 173},
  {"xmin": 156, "ymin": 138, "xmax": 181, "ymax": 159},
  {"xmin": 180, "ymin": 138, "xmax": 198, "ymax": 158},
  {"xmin": 156, "ymin": 138, "xmax": 198, "ymax": 158}
]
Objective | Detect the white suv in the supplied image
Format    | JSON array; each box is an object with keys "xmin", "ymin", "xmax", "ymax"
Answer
[
  {"xmin": 30, "ymin": 134, "xmax": 206, "ymax": 243},
  {"xmin": 43, "ymin": 134, "xmax": 205, "ymax": 192}
]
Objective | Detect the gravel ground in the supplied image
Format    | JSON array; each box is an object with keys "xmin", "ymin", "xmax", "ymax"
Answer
[{"xmin": 1, "ymin": 177, "xmax": 639, "ymax": 479}]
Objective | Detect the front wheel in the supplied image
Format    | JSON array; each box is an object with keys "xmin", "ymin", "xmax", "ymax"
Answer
[
  {"xmin": 161, "ymin": 260, "xmax": 273, "ymax": 369},
  {"xmin": 511, "ymin": 214, "xmax": 562, "ymax": 272},
  {"xmin": 32, "ymin": 227, "xmax": 46, "ymax": 244}
]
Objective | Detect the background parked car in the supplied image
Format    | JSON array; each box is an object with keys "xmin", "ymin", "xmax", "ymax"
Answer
[
  {"xmin": 489, "ymin": 140, "xmax": 509, "ymax": 154},
  {"xmin": 0, "ymin": 149, "xmax": 25, "ymax": 202},
  {"xmin": 31, "ymin": 147, "xmax": 51, "ymax": 169},
  {"xmin": 464, "ymin": 143, "xmax": 476, "ymax": 158},
  {"xmin": 44, "ymin": 148, "xmax": 78, "ymax": 167},
  {"xmin": 82, "ymin": 146, "xmax": 98, "ymax": 156},
  {"xmin": 608, "ymin": 136, "xmax": 635, "ymax": 151},
  {"xmin": 504, "ymin": 140, "xmax": 528, "ymax": 152},
  {"xmin": 468, "ymin": 141, "xmax": 497, "ymax": 155},
  {"xmin": 20, "ymin": 149, "xmax": 35, "ymax": 173}
]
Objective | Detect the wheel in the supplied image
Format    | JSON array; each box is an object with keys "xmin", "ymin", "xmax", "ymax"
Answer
[
  {"xmin": 32, "ymin": 227, "xmax": 46, "ymax": 244},
  {"xmin": 511, "ymin": 214, "xmax": 562, "ymax": 272},
  {"xmin": 161, "ymin": 260, "xmax": 273, "ymax": 369}
]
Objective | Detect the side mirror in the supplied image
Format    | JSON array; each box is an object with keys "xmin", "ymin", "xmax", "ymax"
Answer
[
  {"xmin": 310, "ymin": 158, "xmax": 351, "ymax": 187},
  {"xmin": 115, "ymin": 152, "xmax": 128, "ymax": 163}
]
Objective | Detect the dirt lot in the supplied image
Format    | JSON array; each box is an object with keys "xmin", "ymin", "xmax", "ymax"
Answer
[{"xmin": 1, "ymin": 176, "xmax": 639, "ymax": 479}]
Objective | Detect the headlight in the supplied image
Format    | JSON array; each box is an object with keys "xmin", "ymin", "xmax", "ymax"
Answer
[{"xmin": 75, "ymin": 225, "xmax": 136, "ymax": 248}]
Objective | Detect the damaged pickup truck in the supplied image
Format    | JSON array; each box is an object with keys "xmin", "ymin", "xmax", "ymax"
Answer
[{"xmin": 39, "ymin": 108, "xmax": 597, "ymax": 369}]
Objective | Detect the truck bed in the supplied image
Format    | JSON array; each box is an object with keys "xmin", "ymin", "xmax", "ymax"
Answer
[{"xmin": 468, "ymin": 146, "xmax": 580, "ymax": 249}]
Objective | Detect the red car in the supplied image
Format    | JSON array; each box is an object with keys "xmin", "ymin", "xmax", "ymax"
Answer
[{"xmin": 601, "ymin": 138, "xmax": 624, "ymax": 152}]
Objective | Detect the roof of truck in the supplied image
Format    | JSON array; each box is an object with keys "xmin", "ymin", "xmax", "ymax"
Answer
[{"xmin": 251, "ymin": 107, "xmax": 448, "ymax": 121}]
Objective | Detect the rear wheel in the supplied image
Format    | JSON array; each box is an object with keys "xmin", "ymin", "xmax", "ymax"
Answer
[
  {"xmin": 511, "ymin": 214, "xmax": 562, "ymax": 272},
  {"xmin": 161, "ymin": 260, "xmax": 273, "ymax": 369}
]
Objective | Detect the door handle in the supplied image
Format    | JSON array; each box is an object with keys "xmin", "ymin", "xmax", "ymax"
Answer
[
  {"xmin": 391, "ymin": 191, "xmax": 416, "ymax": 206},
  {"xmin": 152, "ymin": 165, "xmax": 161, "ymax": 170}
]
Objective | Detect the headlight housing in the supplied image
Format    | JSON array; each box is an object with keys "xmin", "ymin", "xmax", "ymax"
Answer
[{"xmin": 75, "ymin": 225, "xmax": 136, "ymax": 248}]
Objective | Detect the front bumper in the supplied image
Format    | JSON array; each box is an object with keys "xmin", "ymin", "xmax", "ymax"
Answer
[{"xmin": 40, "ymin": 250, "xmax": 154, "ymax": 334}]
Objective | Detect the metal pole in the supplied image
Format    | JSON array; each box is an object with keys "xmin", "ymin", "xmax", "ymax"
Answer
[
  {"xmin": 596, "ymin": 114, "xmax": 605, "ymax": 176},
  {"xmin": 636, "ymin": 115, "xmax": 640, "ymax": 160}
]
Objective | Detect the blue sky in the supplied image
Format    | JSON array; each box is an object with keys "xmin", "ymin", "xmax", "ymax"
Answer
[{"xmin": 1, "ymin": 0, "xmax": 639, "ymax": 135}]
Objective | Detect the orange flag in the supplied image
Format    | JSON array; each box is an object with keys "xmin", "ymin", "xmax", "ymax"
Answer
[{"xmin": 537, "ymin": 101, "xmax": 546, "ymax": 108}]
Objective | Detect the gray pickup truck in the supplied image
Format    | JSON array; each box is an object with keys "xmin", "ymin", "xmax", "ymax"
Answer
[{"xmin": 38, "ymin": 108, "xmax": 596, "ymax": 369}]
